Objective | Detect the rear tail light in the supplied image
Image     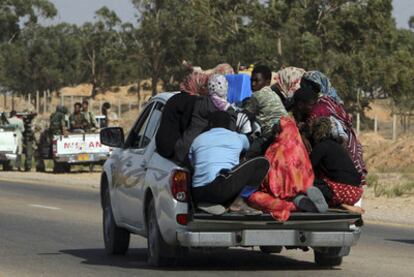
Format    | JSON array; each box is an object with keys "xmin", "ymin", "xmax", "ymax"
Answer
[
  {"xmin": 176, "ymin": 214, "xmax": 188, "ymax": 225},
  {"xmin": 171, "ymin": 170, "xmax": 189, "ymax": 202}
]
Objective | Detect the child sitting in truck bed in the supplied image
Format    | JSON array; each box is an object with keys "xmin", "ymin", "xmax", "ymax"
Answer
[
  {"xmin": 310, "ymin": 117, "xmax": 364, "ymax": 214},
  {"xmin": 242, "ymin": 65, "xmax": 288, "ymax": 158}
]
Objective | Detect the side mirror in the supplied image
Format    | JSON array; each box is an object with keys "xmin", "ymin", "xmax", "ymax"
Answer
[{"xmin": 100, "ymin": 127, "xmax": 125, "ymax": 148}]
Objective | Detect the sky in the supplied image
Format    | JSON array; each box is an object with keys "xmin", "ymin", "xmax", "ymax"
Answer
[{"xmin": 44, "ymin": 0, "xmax": 414, "ymax": 29}]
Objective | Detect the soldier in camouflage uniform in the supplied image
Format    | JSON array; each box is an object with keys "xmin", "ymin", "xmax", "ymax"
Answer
[
  {"xmin": 20, "ymin": 111, "xmax": 37, "ymax": 171},
  {"xmin": 33, "ymin": 116, "xmax": 49, "ymax": 172},
  {"xmin": 242, "ymin": 65, "xmax": 287, "ymax": 158},
  {"xmin": 50, "ymin": 105, "xmax": 68, "ymax": 136}
]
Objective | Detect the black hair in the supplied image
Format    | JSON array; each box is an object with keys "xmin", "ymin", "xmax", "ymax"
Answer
[
  {"xmin": 82, "ymin": 100, "xmax": 89, "ymax": 105},
  {"xmin": 252, "ymin": 65, "xmax": 272, "ymax": 81},
  {"xmin": 293, "ymin": 78, "xmax": 320, "ymax": 104},
  {"xmin": 9, "ymin": 110, "xmax": 16, "ymax": 117},
  {"xmin": 209, "ymin": 111, "xmax": 232, "ymax": 130},
  {"xmin": 74, "ymin": 102, "xmax": 82, "ymax": 108},
  {"xmin": 102, "ymin": 102, "xmax": 111, "ymax": 109}
]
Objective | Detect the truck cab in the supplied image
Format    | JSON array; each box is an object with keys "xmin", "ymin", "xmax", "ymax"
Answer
[{"xmin": 100, "ymin": 92, "xmax": 362, "ymax": 267}]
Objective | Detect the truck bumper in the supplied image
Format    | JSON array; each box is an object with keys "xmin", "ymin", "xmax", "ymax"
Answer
[
  {"xmin": 0, "ymin": 153, "xmax": 17, "ymax": 162},
  {"xmin": 54, "ymin": 153, "xmax": 109, "ymax": 164},
  {"xmin": 177, "ymin": 228, "xmax": 361, "ymax": 248}
]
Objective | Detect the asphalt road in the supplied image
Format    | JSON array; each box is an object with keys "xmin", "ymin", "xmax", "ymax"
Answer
[{"xmin": 0, "ymin": 180, "xmax": 413, "ymax": 277}]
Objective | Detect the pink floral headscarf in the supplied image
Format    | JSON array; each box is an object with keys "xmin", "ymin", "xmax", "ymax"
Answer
[
  {"xmin": 274, "ymin": 67, "xmax": 306, "ymax": 99},
  {"xmin": 208, "ymin": 74, "xmax": 230, "ymax": 111}
]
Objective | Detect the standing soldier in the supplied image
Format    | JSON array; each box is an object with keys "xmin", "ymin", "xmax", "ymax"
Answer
[
  {"xmin": 21, "ymin": 110, "xmax": 37, "ymax": 172},
  {"xmin": 50, "ymin": 105, "xmax": 68, "ymax": 136}
]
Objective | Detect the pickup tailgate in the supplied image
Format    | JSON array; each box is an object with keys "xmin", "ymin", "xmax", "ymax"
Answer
[
  {"xmin": 177, "ymin": 210, "xmax": 362, "ymax": 247},
  {"xmin": 189, "ymin": 210, "xmax": 360, "ymax": 230}
]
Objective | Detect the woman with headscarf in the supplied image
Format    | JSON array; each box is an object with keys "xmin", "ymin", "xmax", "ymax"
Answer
[
  {"xmin": 272, "ymin": 66, "xmax": 306, "ymax": 110},
  {"xmin": 174, "ymin": 74, "xmax": 230, "ymax": 164},
  {"xmin": 293, "ymin": 77, "xmax": 367, "ymax": 186},
  {"xmin": 309, "ymin": 117, "xmax": 364, "ymax": 214}
]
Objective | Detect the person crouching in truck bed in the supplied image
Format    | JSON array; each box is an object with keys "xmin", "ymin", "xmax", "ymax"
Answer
[
  {"xmin": 309, "ymin": 117, "xmax": 364, "ymax": 215},
  {"xmin": 189, "ymin": 111, "xmax": 269, "ymax": 215}
]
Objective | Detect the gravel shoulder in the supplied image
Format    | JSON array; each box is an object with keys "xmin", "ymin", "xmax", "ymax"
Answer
[{"xmin": 1, "ymin": 171, "xmax": 413, "ymax": 226}]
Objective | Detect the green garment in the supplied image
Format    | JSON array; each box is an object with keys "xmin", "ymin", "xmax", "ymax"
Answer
[
  {"xmin": 82, "ymin": 111, "xmax": 98, "ymax": 129},
  {"xmin": 49, "ymin": 111, "xmax": 67, "ymax": 135},
  {"xmin": 69, "ymin": 112, "xmax": 89, "ymax": 131},
  {"xmin": 242, "ymin": 86, "xmax": 287, "ymax": 138}
]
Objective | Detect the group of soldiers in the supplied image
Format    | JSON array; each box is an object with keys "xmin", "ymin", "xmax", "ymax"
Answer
[{"xmin": 1, "ymin": 100, "xmax": 101, "ymax": 172}]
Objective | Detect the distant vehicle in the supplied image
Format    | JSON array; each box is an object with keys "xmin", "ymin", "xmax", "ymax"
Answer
[
  {"xmin": 50, "ymin": 132, "xmax": 111, "ymax": 173},
  {"xmin": 38, "ymin": 116, "xmax": 111, "ymax": 173},
  {"xmin": 0, "ymin": 126, "xmax": 18, "ymax": 171},
  {"xmin": 100, "ymin": 92, "xmax": 362, "ymax": 267}
]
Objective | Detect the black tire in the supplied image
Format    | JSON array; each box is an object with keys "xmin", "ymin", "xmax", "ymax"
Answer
[
  {"xmin": 259, "ymin": 246, "xmax": 283, "ymax": 254},
  {"xmin": 53, "ymin": 162, "xmax": 70, "ymax": 173},
  {"xmin": 3, "ymin": 161, "xmax": 12, "ymax": 171},
  {"xmin": 103, "ymin": 188, "xmax": 130, "ymax": 255},
  {"xmin": 147, "ymin": 198, "xmax": 176, "ymax": 267},
  {"xmin": 314, "ymin": 248, "xmax": 344, "ymax": 267}
]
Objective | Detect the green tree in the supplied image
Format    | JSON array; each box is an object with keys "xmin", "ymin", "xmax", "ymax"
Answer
[{"xmin": 0, "ymin": 0, "xmax": 56, "ymax": 43}]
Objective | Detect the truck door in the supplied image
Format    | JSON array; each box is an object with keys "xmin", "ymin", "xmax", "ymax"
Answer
[{"xmin": 115, "ymin": 101, "xmax": 163, "ymax": 230}]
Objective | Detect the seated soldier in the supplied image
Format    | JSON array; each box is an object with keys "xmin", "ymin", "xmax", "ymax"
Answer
[
  {"xmin": 82, "ymin": 100, "xmax": 98, "ymax": 131},
  {"xmin": 189, "ymin": 111, "xmax": 269, "ymax": 215},
  {"xmin": 69, "ymin": 102, "xmax": 89, "ymax": 132}
]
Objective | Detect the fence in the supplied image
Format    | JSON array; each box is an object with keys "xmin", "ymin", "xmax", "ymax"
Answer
[
  {"xmin": 356, "ymin": 113, "xmax": 414, "ymax": 141},
  {"xmin": 1, "ymin": 92, "xmax": 143, "ymax": 119}
]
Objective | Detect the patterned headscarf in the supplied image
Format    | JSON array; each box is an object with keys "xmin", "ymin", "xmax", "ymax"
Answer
[
  {"xmin": 212, "ymin": 63, "xmax": 235, "ymax": 75},
  {"xmin": 303, "ymin": 71, "xmax": 343, "ymax": 104},
  {"xmin": 273, "ymin": 67, "xmax": 306, "ymax": 99},
  {"xmin": 179, "ymin": 72, "xmax": 210, "ymax": 96},
  {"xmin": 208, "ymin": 74, "xmax": 230, "ymax": 111}
]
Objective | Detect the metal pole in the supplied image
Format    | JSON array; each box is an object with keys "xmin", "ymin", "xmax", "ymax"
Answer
[
  {"xmin": 70, "ymin": 95, "xmax": 74, "ymax": 113},
  {"xmin": 43, "ymin": 91, "xmax": 47, "ymax": 113},
  {"xmin": 90, "ymin": 99, "xmax": 94, "ymax": 114},
  {"xmin": 36, "ymin": 91, "xmax": 40, "ymax": 113},
  {"xmin": 393, "ymin": 114, "xmax": 397, "ymax": 141},
  {"xmin": 128, "ymin": 102, "xmax": 132, "ymax": 112},
  {"xmin": 118, "ymin": 99, "xmax": 121, "ymax": 118},
  {"xmin": 28, "ymin": 94, "xmax": 31, "ymax": 106},
  {"xmin": 99, "ymin": 99, "xmax": 103, "ymax": 115},
  {"xmin": 374, "ymin": 115, "xmax": 378, "ymax": 134},
  {"xmin": 356, "ymin": 113, "xmax": 360, "ymax": 135},
  {"xmin": 60, "ymin": 94, "xmax": 64, "ymax": 106}
]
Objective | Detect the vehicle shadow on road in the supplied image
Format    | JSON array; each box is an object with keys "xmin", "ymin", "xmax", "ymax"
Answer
[
  {"xmin": 60, "ymin": 248, "xmax": 339, "ymax": 271},
  {"xmin": 386, "ymin": 239, "xmax": 414, "ymax": 245}
]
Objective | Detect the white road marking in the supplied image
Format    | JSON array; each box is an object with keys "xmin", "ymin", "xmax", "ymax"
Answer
[{"xmin": 29, "ymin": 204, "xmax": 61, "ymax": 210}]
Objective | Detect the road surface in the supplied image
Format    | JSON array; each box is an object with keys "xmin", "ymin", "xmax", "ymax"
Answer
[{"xmin": 0, "ymin": 180, "xmax": 413, "ymax": 277}]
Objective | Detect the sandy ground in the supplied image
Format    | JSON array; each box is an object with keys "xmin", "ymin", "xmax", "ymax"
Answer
[{"xmin": 1, "ymin": 171, "xmax": 413, "ymax": 227}]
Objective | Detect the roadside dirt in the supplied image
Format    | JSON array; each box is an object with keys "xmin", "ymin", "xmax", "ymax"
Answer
[{"xmin": 1, "ymin": 171, "xmax": 413, "ymax": 226}]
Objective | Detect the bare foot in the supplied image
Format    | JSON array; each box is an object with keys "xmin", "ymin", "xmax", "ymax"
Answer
[{"xmin": 341, "ymin": 204, "xmax": 365, "ymax": 215}]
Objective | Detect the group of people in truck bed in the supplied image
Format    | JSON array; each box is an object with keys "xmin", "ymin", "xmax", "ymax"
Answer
[{"xmin": 155, "ymin": 64, "xmax": 367, "ymax": 222}]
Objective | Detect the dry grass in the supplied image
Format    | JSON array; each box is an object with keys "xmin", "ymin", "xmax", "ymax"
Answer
[{"xmin": 367, "ymin": 173, "xmax": 414, "ymax": 198}]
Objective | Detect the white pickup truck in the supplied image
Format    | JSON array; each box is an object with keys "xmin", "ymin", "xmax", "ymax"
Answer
[
  {"xmin": 0, "ymin": 127, "xmax": 18, "ymax": 171},
  {"xmin": 51, "ymin": 132, "xmax": 111, "ymax": 173},
  {"xmin": 99, "ymin": 92, "xmax": 362, "ymax": 268}
]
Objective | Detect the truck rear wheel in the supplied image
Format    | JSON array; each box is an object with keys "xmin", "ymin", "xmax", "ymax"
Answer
[
  {"xmin": 53, "ymin": 162, "xmax": 70, "ymax": 173},
  {"xmin": 147, "ymin": 198, "xmax": 176, "ymax": 267},
  {"xmin": 103, "ymin": 188, "xmax": 130, "ymax": 255},
  {"xmin": 2, "ymin": 161, "xmax": 12, "ymax": 171},
  {"xmin": 314, "ymin": 247, "xmax": 346, "ymax": 267},
  {"xmin": 259, "ymin": 246, "xmax": 283, "ymax": 254}
]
